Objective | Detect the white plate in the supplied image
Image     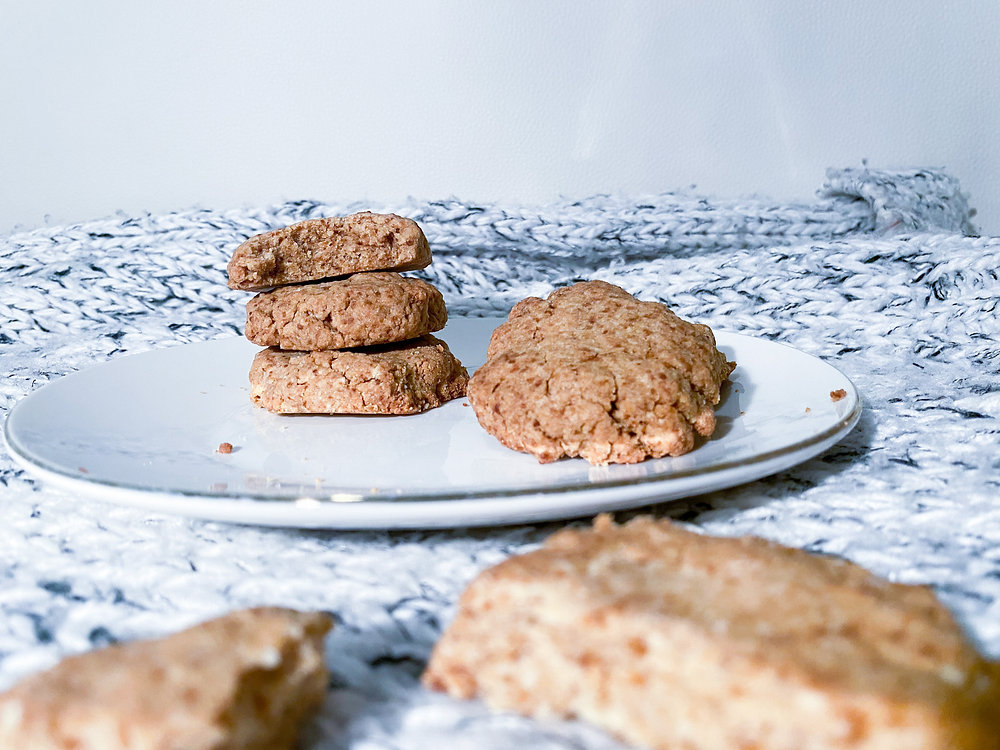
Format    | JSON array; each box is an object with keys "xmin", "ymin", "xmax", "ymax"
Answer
[{"xmin": 4, "ymin": 318, "xmax": 860, "ymax": 529}]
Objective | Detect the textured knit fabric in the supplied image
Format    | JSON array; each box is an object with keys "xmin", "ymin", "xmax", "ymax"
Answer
[{"xmin": 1, "ymin": 167, "xmax": 998, "ymax": 749}]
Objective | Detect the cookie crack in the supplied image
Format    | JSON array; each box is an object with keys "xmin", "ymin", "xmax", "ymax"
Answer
[{"xmin": 606, "ymin": 368, "xmax": 640, "ymax": 444}]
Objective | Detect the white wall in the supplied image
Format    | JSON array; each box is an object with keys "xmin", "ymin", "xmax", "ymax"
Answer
[{"xmin": 2, "ymin": 1, "xmax": 998, "ymax": 234}]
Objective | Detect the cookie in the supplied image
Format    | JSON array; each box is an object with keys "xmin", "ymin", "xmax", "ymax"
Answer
[
  {"xmin": 466, "ymin": 280, "xmax": 735, "ymax": 464},
  {"xmin": 243, "ymin": 272, "xmax": 447, "ymax": 351},
  {"xmin": 0, "ymin": 607, "xmax": 332, "ymax": 750},
  {"xmin": 228, "ymin": 212, "xmax": 431, "ymax": 291},
  {"xmin": 249, "ymin": 335, "xmax": 468, "ymax": 414},
  {"xmin": 424, "ymin": 515, "xmax": 1000, "ymax": 750}
]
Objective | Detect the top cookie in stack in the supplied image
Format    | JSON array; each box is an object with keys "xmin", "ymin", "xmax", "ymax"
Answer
[
  {"xmin": 227, "ymin": 212, "xmax": 468, "ymax": 415},
  {"xmin": 228, "ymin": 212, "xmax": 431, "ymax": 291}
]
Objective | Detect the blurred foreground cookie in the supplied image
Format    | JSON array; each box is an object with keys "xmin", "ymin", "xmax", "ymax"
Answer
[
  {"xmin": 228, "ymin": 211, "xmax": 431, "ymax": 291},
  {"xmin": 0, "ymin": 607, "xmax": 332, "ymax": 750},
  {"xmin": 467, "ymin": 281, "xmax": 735, "ymax": 464},
  {"xmin": 424, "ymin": 516, "xmax": 1000, "ymax": 750},
  {"xmin": 245, "ymin": 272, "xmax": 447, "ymax": 351},
  {"xmin": 250, "ymin": 335, "xmax": 468, "ymax": 414}
]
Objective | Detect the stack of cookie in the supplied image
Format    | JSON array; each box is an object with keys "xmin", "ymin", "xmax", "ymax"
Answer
[{"xmin": 227, "ymin": 212, "xmax": 468, "ymax": 415}]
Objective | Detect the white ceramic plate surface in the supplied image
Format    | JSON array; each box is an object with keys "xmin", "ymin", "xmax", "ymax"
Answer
[{"xmin": 4, "ymin": 318, "xmax": 860, "ymax": 528}]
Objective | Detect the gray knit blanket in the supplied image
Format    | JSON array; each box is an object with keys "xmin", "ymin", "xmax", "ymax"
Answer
[{"xmin": 1, "ymin": 167, "xmax": 998, "ymax": 748}]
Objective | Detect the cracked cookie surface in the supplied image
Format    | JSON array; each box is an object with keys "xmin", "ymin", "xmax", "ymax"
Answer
[
  {"xmin": 249, "ymin": 335, "xmax": 468, "ymax": 414},
  {"xmin": 467, "ymin": 281, "xmax": 735, "ymax": 464},
  {"xmin": 228, "ymin": 212, "xmax": 431, "ymax": 291},
  {"xmin": 244, "ymin": 272, "xmax": 447, "ymax": 351}
]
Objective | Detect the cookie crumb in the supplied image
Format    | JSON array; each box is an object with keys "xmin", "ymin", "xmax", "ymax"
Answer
[
  {"xmin": 805, "ymin": 407, "xmax": 812, "ymax": 413},
  {"xmin": 217, "ymin": 442, "xmax": 234, "ymax": 454},
  {"xmin": 830, "ymin": 388, "xmax": 847, "ymax": 402}
]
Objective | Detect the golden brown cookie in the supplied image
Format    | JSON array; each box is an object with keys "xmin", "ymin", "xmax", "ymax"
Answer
[
  {"xmin": 249, "ymin": 335, "xmax": 468, "ymax": 414},
  {"xmin": 466, "ymin": 280, "xmax": 735, "ymax": 464},
  {"xmin": 0, "ymin": 607, "xmax": 332, "ymax": 750},
  {"xmin": 424, "ymin": 515, "xmax": 1000, "ymax": 750},
  {"xmin": 228, "ymin": 212, "xmax": 431, "ymax": 291},
  {"xmin": 244, "ymin": 272, "xmax": 447, "ymax": 351}
]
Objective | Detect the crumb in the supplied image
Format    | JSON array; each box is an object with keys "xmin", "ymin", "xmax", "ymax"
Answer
[
  {"xmin": 217, "ymin": 442, "xmax": 234, "ymax": 454},
  {"xmin": 805, "ymin": 407, "xmax": 811, "ymax": 413},
  {"xmin": 77, "ymin": 466, "xmax": 88, "ymax": 474},
  {"xmin": 830, "ymin": 388, "xmax": 847, "ymax": 402}
]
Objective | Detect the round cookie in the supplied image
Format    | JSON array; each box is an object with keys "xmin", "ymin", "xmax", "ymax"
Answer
[
  {"xmin": 424, "ymin": 515, "xmax": 1000, "ymax": 750},
  {"xmin": 244, "ymin": 272, "xmax": 447, "ymax": 351},
  {"xmin": 249, "ymin": 335, "xmax": 468, "ymax": 415},
  {"xmin": 227, "ymin": 212, "xmax": 431, "ymax": 291},
  {"xmin": 467, "ymin": 281, "xmax": 735, "ymax": 464}
]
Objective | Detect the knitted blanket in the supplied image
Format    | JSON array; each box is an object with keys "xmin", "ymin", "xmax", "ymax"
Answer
[{"xmin": 1, "ymin": 167, "xmax": 998, "ymax": 748}]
